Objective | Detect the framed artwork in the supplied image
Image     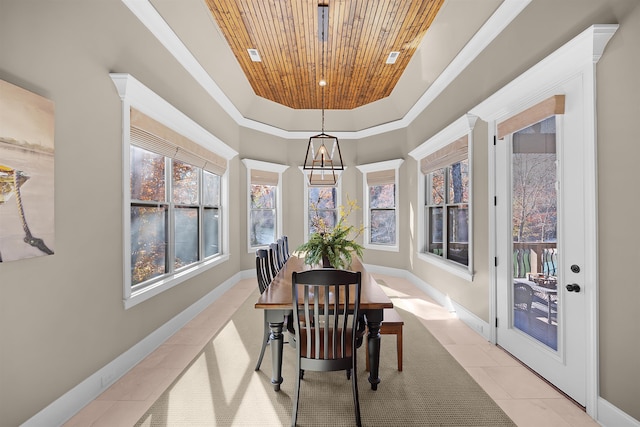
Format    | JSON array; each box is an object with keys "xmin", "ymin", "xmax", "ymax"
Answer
[{"xmin": 0, "ymin": 79, "xmax": 55, "ymax": 262}]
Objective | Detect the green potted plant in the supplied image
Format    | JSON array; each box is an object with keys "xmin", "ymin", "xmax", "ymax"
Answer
[{"xmin": 296, "ymin": 197, "xmax": 364, "ymax": 269}]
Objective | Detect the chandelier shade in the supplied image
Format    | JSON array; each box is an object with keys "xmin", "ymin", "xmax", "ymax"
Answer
[{"xmin": 303, "ymin": 3, "xmax": 343, "ymax": 186}]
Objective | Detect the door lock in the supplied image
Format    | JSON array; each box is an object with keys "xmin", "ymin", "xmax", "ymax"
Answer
[{"xmin": 566, "ymin": 283, "xmax": 581, "ymax": 293}]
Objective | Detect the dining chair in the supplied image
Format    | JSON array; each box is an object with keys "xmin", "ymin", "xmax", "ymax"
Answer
[
  {"xmin": 290, "ymin": 269, "xmax": 362, "ymax": 427},
  {"xmin": 268, "ymin": 243, "xmax": 280, "ymax": 278},
  {"xmin": 282, "ymin": 235, "xmax": 290, "ymax": 260},
  {"xmin": 276, "ymin": 238, "xmax": 286, "ymax": 269},
  {"xmin": 255, "ymin": 249, "xmax": 273, "ymax": 371}
]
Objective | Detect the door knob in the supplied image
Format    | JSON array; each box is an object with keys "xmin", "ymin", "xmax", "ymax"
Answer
[{"xmin": 566, "ymin": 283, "xmax": 581, "ymax": 293}]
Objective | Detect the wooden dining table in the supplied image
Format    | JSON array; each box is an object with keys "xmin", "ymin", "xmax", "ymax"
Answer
[{"xmin": 255, "ymin": 254, "xmax": 393, "ymax": 391}]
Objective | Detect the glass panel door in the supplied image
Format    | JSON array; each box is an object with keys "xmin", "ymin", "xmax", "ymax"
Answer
[{"xmin": 511, "ymin": 116, "xmax": 558, "ymax": 350}]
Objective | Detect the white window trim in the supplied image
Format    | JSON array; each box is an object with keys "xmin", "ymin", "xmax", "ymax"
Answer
[
  {"xmin": 110, "ymin": 73, "xmax": 238, "ymax": 309},
  {"xmin": 242, "ymin": 159, "xmax": 288, "ymax": 253},
  {"xmin": 299, "ymin": 167, "xmax": 344, "ymax": 243},
  {"xmin": 409, "ymin": 114, "xmax": 477, "ymax": 281},
  {"xmin": 356, "ymin": 159, "xmax": 403, "ymax": 252}
]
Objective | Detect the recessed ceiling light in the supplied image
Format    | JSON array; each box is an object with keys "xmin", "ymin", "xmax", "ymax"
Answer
[
  {"xmin": 386, "ymin": 51, "xmax": 400, "ymax": 64},
  {"xmin": 247, "ymin": 48, "xmax": 261, "ymax": 62}
]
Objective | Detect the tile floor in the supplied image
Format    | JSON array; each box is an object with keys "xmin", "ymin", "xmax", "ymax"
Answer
[{"xmin": 63, "ymin": 275, "xmax": 599, "ymax": 427}]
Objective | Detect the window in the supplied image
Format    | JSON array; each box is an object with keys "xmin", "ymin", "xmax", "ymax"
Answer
[
  {"xmin": 409, "ymin": 114, "xmax": 476, "ymax": 279},
  {"xmin": 242, "ymin": 159, "xmax": 288, "ymax": 251},
  {"xmin": 356, "ymin": 159, "xmax": 403, "ymax": 251},
  {"xmin": 301, "ymin": 168, "xmax": 343, "ymax": 239},
  {"xmin": 130, "ymin": 145, "xmax": 220, "ymax": 286},
  {"xmin": 111, "ymin": 73, "xmax": 237, "ymax": 308},
  {"xmin": 425, "ymin": 158, "xmax": 469, "ymax": 264}
]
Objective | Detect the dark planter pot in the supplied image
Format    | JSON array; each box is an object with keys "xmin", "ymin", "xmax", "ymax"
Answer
[{"xmin": 322, "ymin": 255, "xmax": 332, "ymax": 268}]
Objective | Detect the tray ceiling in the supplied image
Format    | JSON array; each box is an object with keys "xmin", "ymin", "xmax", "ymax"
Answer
[{"xmin": 203, "ymin": 0, "xmax": 445, "ymax": 110}]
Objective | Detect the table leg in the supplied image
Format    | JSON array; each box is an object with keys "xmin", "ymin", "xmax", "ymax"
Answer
[
  {"xmin": 267, "ymin": 319, "xmax": 284, "ymax": 391},
  {"xmin": 366, "ymin": 311, "xmax": 383, "ymax": 391}
]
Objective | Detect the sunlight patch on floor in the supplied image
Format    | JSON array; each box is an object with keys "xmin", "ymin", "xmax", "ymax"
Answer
[
  {"xmin": 166, "ymin": 352, "xmax": 214, "ymax": 425},
  {"xmin": 377, "ymin": 283, "xmax": 411, "ymax": 298},
  {"xmin": 391, "ymin": 297, "xmax": 457, "ymax": 321},
  {"xmin": 211, "ymin": 320, "xmax": 250, "ymax": 404}
]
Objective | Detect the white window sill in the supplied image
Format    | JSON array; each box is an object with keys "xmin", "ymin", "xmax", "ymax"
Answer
[
  {"xmin": 417, "ymin": 252, "xmax": 473, "ymax": 281},
  {"xmin": 364, "ymin": 243, "xmax": 399, "ymax": 252},
  {"xmin": 124, "ymin": 254, "xmax": 230, "ymax": 309}
]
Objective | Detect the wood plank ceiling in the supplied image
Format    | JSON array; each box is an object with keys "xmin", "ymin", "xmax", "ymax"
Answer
[{"xmin": 204, "ymin": 0, "xmax": 445, "ymax": 110}]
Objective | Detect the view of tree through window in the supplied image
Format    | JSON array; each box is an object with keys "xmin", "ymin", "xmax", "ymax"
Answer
[
  {"xmin": 426, "ymin": 159, "xmax": 469, "ymax": 265},
  {"xmin": 250, "ymin": 184, "xmax": 276, "ymax": 246},
  {"xmin": 512, "ymin": 116, "xmax": 557, "ymax": 243},
  {"xmin": 130, "ymin": 145, "xmax": 220, "ymax": 288},
  {"xmin": 308, "ymin": 186, "xmax": 337, "ymax": 234},
  {"xmin": 369, "ymin": 183, "xmax": 396, "ymax": 244}
]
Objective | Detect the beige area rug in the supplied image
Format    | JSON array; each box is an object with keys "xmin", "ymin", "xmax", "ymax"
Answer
[{"xmin": 136, "ymin": 287, "xmax": 516, "ymax": 426}]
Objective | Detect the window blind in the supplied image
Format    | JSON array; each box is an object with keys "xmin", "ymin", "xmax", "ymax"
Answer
[
  {"xmin": 130, "ymin": 108, "xmax": 227, "ymax": 175},
  {"xmin": 367, "ymin": 169, "xmax": 395, "ymax": 186},
  {"xmin": 251, "ymin": 169, "xmax": 279, "ymax": 186},
  {"xmin": 420, "ymin": 136, "xmax": 468, "ymax": 175},
  {"xmin": 497, "ymin": 95, "xmax": 565, "ymax": 139}
]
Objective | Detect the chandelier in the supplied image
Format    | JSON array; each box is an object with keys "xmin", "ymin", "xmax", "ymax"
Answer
[{"xmin": 303, "ymin": 3, "xmax": 344, "ymax": 186}]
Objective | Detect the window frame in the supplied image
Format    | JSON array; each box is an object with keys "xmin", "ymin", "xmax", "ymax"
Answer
[
  {"xmin": 409, "ymin": 114, "xmax": 477, "ymax": 280},
  {"xmin": 300, "ymin": 167, "xmax": 343, "ymax": 242},
  {"xmin": 242, "ymin": 159, "xmax": 288, "ymax": 252},
  {"xmin": 111, "ymin": 73, "xmax": 237, "ymax": 309},
  {"xmin": 356, "ymin": 159, "xmax": 403, "ymax": 252}
]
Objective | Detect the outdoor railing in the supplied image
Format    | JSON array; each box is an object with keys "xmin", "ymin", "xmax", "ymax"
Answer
[{"xmin": 513, "ymin": 242, "xmax": 557, "ymax": 278}]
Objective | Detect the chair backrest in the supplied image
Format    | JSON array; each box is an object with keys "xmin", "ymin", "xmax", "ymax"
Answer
[
  {"xmin": 291, "ymin": 269, "xmax": 362, "ymax": 370},
  {"xmin": 281, "ymin": 235, "xmax": 290, "ymax": 260},
  {"xmin": 268, "ymin": 243, "xmax": 280, "ymax": 278},
  {"xmin": 275, "ymin": 238, "xmax": 286, "ymax": 269},
  {"xmin": 255, "ymin": 249, "xmax": 272, "ymax": 294}
]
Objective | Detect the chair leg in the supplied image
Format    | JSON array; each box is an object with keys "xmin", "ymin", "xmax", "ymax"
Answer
[
  {"xmin": 352, "ymin": 360, "xmax": 362, "ymax": 427},
  {"xmin": 255, "ymin": 317, "xmax": 270, "ymax": 371},
  {"xmin": 292, "ymin": 363, "xmax": 301, "ymax": 427}
]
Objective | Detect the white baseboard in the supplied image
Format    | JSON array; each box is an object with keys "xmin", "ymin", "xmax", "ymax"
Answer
[
  {"xmin": 597, "ymin": 397, "xmax": 640, "ymax": 427},
  {"xmin": 23, "ymin": 266, "xmax": 639, "ymax": 427},
  {"xmin": 22, "ymin": 271, "xmax": 244, "ymax": 427}
]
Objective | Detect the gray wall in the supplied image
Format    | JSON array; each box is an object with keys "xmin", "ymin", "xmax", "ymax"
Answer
[{"xmin": 1, "ymin": 0, "xmax": 639, "ymax": 425}]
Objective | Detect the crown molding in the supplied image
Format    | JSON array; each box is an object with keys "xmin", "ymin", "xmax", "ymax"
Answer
[{"xmin": 121, "ymin": 0, "xmax": 530, "ymax": 140}]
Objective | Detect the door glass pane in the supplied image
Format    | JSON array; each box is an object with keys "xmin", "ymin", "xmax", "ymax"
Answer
[{"xmin": 511, "ymin": 116, "xmax": 558, "ymax": 350}]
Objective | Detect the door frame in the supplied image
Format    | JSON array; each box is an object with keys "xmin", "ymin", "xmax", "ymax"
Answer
[{"xmin": 470, "ymin": 25, "xmax": 618, "ymax": 418}]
